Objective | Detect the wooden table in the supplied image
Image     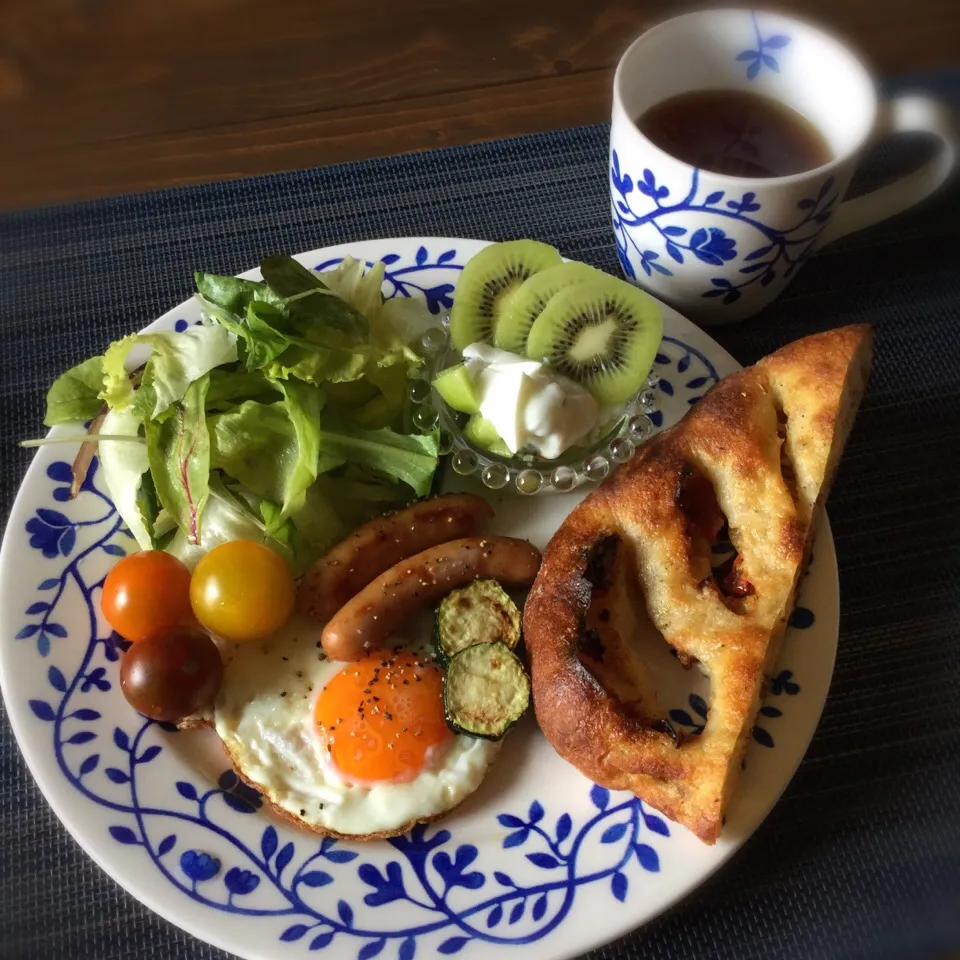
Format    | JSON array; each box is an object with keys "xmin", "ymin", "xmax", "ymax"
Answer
[{"xmin": 0, "ymin": 0, "xmax": 957, "ymax": 209}]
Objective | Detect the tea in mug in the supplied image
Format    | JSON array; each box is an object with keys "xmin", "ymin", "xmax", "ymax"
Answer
[{"xmin": 635, "ymin": 89, "xmax": 832, "ymax": 178}]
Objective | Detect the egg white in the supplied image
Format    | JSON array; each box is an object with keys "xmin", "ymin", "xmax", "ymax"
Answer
[{"xmin": 213, "ymin": 615, "xmax": 500, "ymax": 836}]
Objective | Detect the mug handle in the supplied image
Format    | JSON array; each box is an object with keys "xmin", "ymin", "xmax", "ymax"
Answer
[{"xmin": 817, "ymin": 94, "xmax": 958, "ymax": 245}]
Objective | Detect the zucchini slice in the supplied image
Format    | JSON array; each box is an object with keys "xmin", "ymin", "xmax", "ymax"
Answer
[
  {"xmin": 444, "ymin": 641, "xmax": 530, "ymax": 739},
  {"xmin": 435, "ymin": 579, "xmax": 521, "ymax": 661}
]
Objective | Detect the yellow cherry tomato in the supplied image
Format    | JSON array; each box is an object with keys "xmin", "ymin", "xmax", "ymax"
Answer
[{"xmin": 190, "ymin": 540, "xmax": 295, "ymax": 643}]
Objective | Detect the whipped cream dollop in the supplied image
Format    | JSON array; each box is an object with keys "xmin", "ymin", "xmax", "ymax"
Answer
[{"xmin": 461, "ymin": 343, "xmax": 602, "ymax": 459}]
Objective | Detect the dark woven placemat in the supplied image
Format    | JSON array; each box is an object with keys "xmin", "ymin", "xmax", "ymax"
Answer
[{"xmin": 2, "ymin": 70, "xmax": 959, "ymax": 960}]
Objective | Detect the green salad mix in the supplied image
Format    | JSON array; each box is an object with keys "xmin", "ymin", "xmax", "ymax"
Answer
[{"xmin": 39, "ymin": 255, "xmax": 440, "ymax": 572}]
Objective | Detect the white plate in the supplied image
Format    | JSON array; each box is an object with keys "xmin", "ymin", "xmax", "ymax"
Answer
[{"xmin": 0, "ymin": 238, "xmax": 837, "ymax": 960}]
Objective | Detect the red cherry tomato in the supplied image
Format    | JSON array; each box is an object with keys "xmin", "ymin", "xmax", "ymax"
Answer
[
  {"xmin": 190, "ymin": 540, "xmax": 295, "ymax": 643},
  {"xmin": 120, "ymin": 628, "xmax": 223, "ymax": 722},
  {"xmin": 101, "ymin": 551, "xmax": 194, "ymax": 642}
]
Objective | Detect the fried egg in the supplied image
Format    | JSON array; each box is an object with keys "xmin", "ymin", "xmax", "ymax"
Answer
[{"xmin": 212, "ymin": 615, "xmax": 500, "ymax": 837}]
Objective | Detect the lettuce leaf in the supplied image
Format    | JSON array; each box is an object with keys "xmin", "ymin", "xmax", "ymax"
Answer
[
  {"xmin": 98, "ymin": 408, "xmax": 153, "ymax": 550},
  {"xmin": 290, "ymin": 483, "xmax": 346, "ymax": 552},
  {"xmin": 42, "ymin": 254, "xmax": 443, "ymax": 575},
  {"xmin": 164, "ymin": 479, "xmax": 294, "ymax": 572},
  {"xmin": 145, "ymin": 374, "xmax": 212, "ymax": 544},
  {"xmin": 320, "ymin": 256, "xmax": 431, "ymax": 360},
  {"xmin": 199, "ymin": 299, "xmax": 289, "ymax": 371},
  {"xmin": 209, "ymin": 381, "xmax": 325, "ymax": 527},
  {"xmin": 98, "ymin": 326, "xmax": 237, "ymax": 419},
  {"xmin": 270, "ymin": 380, "xmax": 325, "ymax": 523},
  {"xmin": 194, "ymin": 273, "xmax": 282, "ymax": 314},
  {"xmin": 208, "ymin": 401, "xmax": 293, "ymax": 507},
  {"xmin": 317, "ymin": 420, "xmax": 438, "ymax": 496},
  {"xmin": 259, "ymin": 255, "xmax": 369, "ymax": 342},
  {"xmin": 132, "ymin": 326, "xmax": 237, "ymax": 420},
  {"xmin": 319, "ymin": 256, "xmax": 386, "ymax": 321},
  {"xmin": 206, "ymin": 368, "xmax": 280, "ymax": 411},
  {"xmin": 43, "ymin": 355, "xmax": 105, "ymax": 426},
  {"xmin": 266, "ymin": 342, "xmax": 368, "ymax": 385},
  {"xmin": 100, "ymin": 334, "xmax": 141, "ymax": 410},
  {"xmin": 199, "ymin": 267, "xmax": 372, "ymax": 385}
]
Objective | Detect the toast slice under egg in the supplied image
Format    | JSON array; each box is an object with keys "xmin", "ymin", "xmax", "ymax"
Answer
[{"xmin": 523, "ymin": 324, "xmax": 873, "ymax": 844}]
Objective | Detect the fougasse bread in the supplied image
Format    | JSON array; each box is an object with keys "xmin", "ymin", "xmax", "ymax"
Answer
[{"xmin": 523, "ymin": 324, "xmax": 873, "ymax": 844}]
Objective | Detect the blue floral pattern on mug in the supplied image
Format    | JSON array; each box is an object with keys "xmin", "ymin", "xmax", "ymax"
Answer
[
  {"xmin": 736, "ymin": 12, "xmax": 791, "ymax": 80},
  {"xmin": 611, "ymin": 154, "xmax": 838, "ymax": 306}
]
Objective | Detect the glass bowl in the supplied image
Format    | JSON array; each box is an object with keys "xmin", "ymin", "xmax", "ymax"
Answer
[{"xmin": 407, "ymin": 321, "xmax": 661, "ymax": 495}]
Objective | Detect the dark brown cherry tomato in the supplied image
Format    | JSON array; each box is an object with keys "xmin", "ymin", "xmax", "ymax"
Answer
[{"xmin": 120, "ymin": 628, "xmax": 223, "ymax": 723}]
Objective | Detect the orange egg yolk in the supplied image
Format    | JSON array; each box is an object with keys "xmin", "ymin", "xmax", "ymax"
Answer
[{"xmin": 314, "ymin": 650, "xmax": 453, "ymax": 784}]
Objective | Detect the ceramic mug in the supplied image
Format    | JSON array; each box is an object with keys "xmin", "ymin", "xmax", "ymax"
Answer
[{"xmin": 610, "ymin": 8, "xmax": 958, "ymax": 323}]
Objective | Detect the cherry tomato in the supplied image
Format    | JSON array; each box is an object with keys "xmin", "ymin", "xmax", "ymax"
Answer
[
  {"xmin": 101, "ymin": 551, "xmax": 194, "ymax": 642},
  {"xmin": 190, "ymin": 540, "xmax": 295, "ymax": 643},
  {"xmin": 120, "ymin": 628, "xmax": 223, "ymax": 722}
]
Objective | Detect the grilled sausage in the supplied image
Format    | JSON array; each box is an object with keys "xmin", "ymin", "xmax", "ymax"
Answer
[
  {"xmin": 321, "ymin": 536, "xmax": 542, "ymax": 661},
  {"xmin": 297, "ymin": 493, "xmax": 494, "ymax": 621}
]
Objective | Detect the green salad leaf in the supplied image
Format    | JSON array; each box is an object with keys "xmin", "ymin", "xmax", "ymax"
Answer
[
  {"xmin": 132, "ymin": 327, "xmax": 238, "ymax": 420},
  {"xmin": 209, "ymin": 401, "xmax": 293, "ymax": 508},
  {"xmin": 98, "ymin": 408, "xmax": 153, "ymax": 550},
  {"xmin": 164, "ymin": 479, "xmax": 294, "ymax": 572},
  {"xmin": 43, "ymin": 356, "xmax": 105, "ymax": 426},
  {"xmin": 318, "ymin": 420, "xmax": 438, "ymax": 496},
  {"xmin": 320, "ymin": 256, "xmax": 432, "ymax": 361},
  {"xmin": 208, "ymin": 381, "xmax": 326, "ymax": 527},
  {"xmin": 198, "ymin": 299, "xmax": 290, "ymax": 371},
  {"xmin": 271, "ymin": 379, "xmax": 325, "ymax": 523},
  {"xmin": 206, "ymin": 368, "xmax": 280, "ymax": 410},
  {"xmin": 38, "ymin": 252, "xmax": 442, "ymax": 573},
  {"xmin": 319, "ymin": 256, "xmax": 386, "ymax": 321},
  {"xmin": 98, "ymin": 326, "xmax": 237, "ymax": 420},
  {"xmin": 194, "ymin": 273, "xmax": 281, "ymax": 314},
  {"xmin": 145, "ymin": 375, "xmax": 212, "ymax": 544},
  {"xmin": 266, "ymin": 342, "xmax": 369, "ymax": 385},
  {"xmin": 197, "ymin": 262, "xmax": 373, "ymax": 384},
  {"xmin": 290, "ymin": 483, "xmax": 346, "ymax": 552},
  {"xmin": 242, "ymin": 302, "xmax": 296, "ymax": 368},
  {"xmin": 260, "ymin": 255, "xmax": 369, "ymax": 342},
  {"xmin": 101, "ymin": 334, "xmax": 140, "ymax": 410}
]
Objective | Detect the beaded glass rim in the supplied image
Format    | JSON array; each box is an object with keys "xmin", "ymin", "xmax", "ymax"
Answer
[{"xmin": 406, "ymin": 319, "xmax": 661, "ymax": 495}]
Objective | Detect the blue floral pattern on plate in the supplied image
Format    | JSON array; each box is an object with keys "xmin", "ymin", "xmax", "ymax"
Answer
[
  {"xmin": 20, "ymin": 458, "xmax": 669, "ymax": 954},
  {"xmin": 315, "ymin": 245, "xmax": 461, "ymax": 317},
  {"xmin": 3, "ymin": 240, "xmax": 835, "ymax": 960}
]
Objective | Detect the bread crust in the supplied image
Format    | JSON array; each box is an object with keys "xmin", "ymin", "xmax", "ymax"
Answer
[{"xmin": 524, "ymin": 325, "xmax": 873, "ymax": 844}]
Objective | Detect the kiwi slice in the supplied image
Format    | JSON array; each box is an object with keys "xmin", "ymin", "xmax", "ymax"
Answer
[
  {"xmin": 464, "ymin": 415, "xmax": 512, "ymax": 457},
  {"xmin": 525, "ymin": 275, "xmax": 663, "ymax": 406},
  {"xmin": 449, "ymin": 240, "xmax": 563, "ymax": 350},
  {"xmin": 494, "ymin": 261, "xmax": 599, "ymax": 354},
  {"xmin": 432, "ymin": 363, "xmax": 480, "ymax": 415}
]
